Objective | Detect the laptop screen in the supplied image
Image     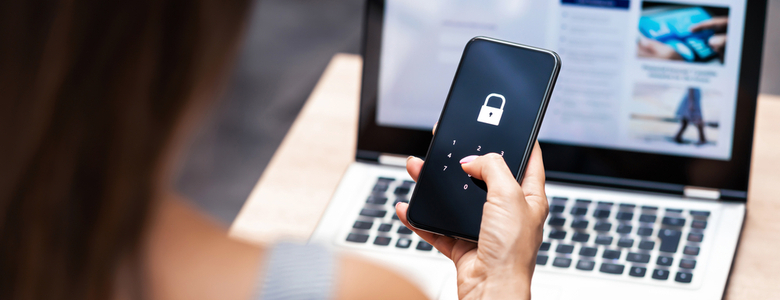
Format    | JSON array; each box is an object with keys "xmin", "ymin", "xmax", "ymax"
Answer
[
  {"xmin": 377, "ymin": 0, "xmax": 744, "ymax": 161},
  {"xmin": 358, "ymin": 0, "xmax": 766, "ymax": 198}
]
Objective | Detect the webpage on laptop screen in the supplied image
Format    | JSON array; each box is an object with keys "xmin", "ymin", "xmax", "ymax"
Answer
[{"xmin": 376, "ymin": 0, "xmax": 746, "ymax": 161}]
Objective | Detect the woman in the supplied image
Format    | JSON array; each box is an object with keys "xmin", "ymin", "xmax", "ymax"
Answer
[
  {"xmin": 674, "ymin": 87, "xmax": 707, "ymax": 145},
  {"xmin": 0, "ymin": 1, "xmax": 548, "ymax": 299}
]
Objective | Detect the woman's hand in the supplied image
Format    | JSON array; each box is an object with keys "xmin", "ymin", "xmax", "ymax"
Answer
[
  {"xmin": 637, "ymin": 37, "xmax": 684, "ymax": 61},
  {"xmin": 690, "ymin": 17, "xmax": 728, "ymax": 59},
  {"xmin": 395, "ymin": 142, "xmax": 548, "ymax": 300}
]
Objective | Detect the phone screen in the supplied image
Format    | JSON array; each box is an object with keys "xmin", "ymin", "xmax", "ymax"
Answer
[{"xmin": 407, "ymin": 38, "xmax": 559, "ymax": 241}]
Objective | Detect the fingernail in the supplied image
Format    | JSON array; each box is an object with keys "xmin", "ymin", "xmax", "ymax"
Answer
[{"xmin": 460, "ymin": 155, "xmax": 478, "ymax": 164}]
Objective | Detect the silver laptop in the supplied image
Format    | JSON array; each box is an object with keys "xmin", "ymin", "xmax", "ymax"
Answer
[{"xmin": 310, "ymin": 0, "xmax": 767, "ymax": 299}]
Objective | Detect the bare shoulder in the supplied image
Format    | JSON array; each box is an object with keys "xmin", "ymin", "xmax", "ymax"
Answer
[{"xmin": 334, "ymin": 255, "xmax": 429, "ymax": 300}]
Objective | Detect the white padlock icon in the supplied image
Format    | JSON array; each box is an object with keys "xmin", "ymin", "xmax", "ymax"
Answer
[{"xmin": 477, "ymin": 93, "xmax": 505, "ymax": 126}]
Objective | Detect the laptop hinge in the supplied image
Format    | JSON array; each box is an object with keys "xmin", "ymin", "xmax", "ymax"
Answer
[
  {"xmin": 378, "ymin": 154, "xmax": 408, "ymax": 167},
  {"xmin": 683, "ymin": 186, "xmax": 721, "ymax": 200}
]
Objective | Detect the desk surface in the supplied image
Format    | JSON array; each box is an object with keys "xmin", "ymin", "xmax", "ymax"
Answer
[{"xmin": 230, "ymin": 54, "xmax": 780, "ymax": 299}]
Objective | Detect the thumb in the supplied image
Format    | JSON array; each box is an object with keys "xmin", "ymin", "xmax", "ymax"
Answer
[{"xmin": 459, "ymin": 153, "xmax": 523, "ymax": 200}]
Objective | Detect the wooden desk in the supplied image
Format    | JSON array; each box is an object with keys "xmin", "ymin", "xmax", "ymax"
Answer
[{"xmin": 230, "ymin": 54, "xmax": 780, "ymax": 299}]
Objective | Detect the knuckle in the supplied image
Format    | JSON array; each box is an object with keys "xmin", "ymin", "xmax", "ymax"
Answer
[{"xmin": 483, "ymin": 152, "xmax": 503, "ymax": 161}]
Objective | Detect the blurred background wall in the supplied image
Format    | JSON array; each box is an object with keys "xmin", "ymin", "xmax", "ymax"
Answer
[{"xmin": 176, "ymin": 0, "xmax": 780, "ymax": 224}]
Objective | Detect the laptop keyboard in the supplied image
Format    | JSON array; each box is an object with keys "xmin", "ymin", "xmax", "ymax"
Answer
[
  {"xmin": 342, "ymin": 176, "xmax": 443, "ymax": 256},
  {"xmin": 341, "ymin": 176, "xmax": 711, "ymax": 286},
  {"xmin": 537, "ymin": 196, "xmax": 709, "ymax": 285}
]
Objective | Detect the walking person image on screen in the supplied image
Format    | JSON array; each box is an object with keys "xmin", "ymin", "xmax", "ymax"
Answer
[{"xmin": 674, "ymin": 87, "xmax": 707, "ymax": 145}]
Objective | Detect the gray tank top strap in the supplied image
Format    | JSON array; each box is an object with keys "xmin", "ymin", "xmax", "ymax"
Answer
[{"xmin": 256, "ymin": 242, "xmax": 336, "ymax": 300}]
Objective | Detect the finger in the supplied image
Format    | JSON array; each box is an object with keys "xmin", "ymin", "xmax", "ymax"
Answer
[
  {"xmin": 520, "ymin": 142, "xmax": 549, "ymax": 218},
  {"xmin": 520, "ymin": 141, "xmax": 546, "ymax": 201},
  {"xmin": 395, "ymin": 202, "xmax": 458, "ymax": 258},
  {"xmin": 690, "ymin": 18, "xmax": 726, "ymax": 32},
  {"xmin": 406, "ymin": 156, "xmax": 424, "ymax": 182},
  {"xmin": 459, "ymin": 153, "xmax": 521, "ymax": 196},
  {"xmin": 708, "ymin": 34, "xmax": 726, "ymax": 50}
]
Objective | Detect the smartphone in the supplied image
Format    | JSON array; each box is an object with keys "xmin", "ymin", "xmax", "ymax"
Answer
[{"xmin": 406, "ymin": 37, "xmax": 560, "ymax": 242}]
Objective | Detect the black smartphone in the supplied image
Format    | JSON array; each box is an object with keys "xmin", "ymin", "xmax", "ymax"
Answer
[{"xmin": 406, "ymin": 37, "xmax": 561, "ymax": 242}]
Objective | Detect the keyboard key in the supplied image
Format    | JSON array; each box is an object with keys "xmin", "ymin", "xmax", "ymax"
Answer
[
  {"xmin": 536, "ymin": 255, "xmax": 549, "ymax": 265},
  {"xmin": 691, "ymin": 220, "xmax": 708, "ymax": 229},
  {"xmin": 683, "ymin": 245, "xmax": 700, "ymax": 256},
  {"xmin": 688, "ymin": 232, "xmax": 704, "ymax": 242},
  {"xmin": 595, "ymin": 235, "xmax": 613, "ymax": 245},
  {"xmin": 360, "ymin": 209, "xmax": 387, "ymax": 218},
  {"xmin": 675, "ymin": 272, "xmax": 693, "ymax": 283},
  {"xmin": 396, "ymin": 238, "xmax": 411, "ymax": 248},
  {"xmin": 572, "ymin": 232, "xmax": 590, "ymax": 242},
  {"xmin": 652, "ymin": 269, "xmax": 670, "ymax": 280},
  {"xmin": 600, "ymin": 263, "xmax": 625, "ymax": 275},
  {"xmin": 346, "ymin": 233, "xmax": 369, "ymax": 243},
  {"xmin": 416, "ymin": 241, "xmax": 433, "ymax": 251},
  {"xmin": 548, "ymin": 230, "xmax": 567, "ymax": 240},
  {"xmin": 378, "ymin": 223, "xmax": 392, "ymax": 232},
  {"xmin": 540, "ymin": 242, "xmax": 551, "ymax": 251},
  {"xmin": 548, "ymin": 217, "xmax": 566, "ymax": 226},
  {"xmin": 378, "ymin": 177, "xmax": 395, "ymax": 182},
  {"xmin": 392, "ymin": 213, "xmax": 400, "ymax": 220},
  {"xmin": 626, "ymin": 253, "xmax": 651, "ymax": 263},
  {"xmin": 680, "ymin": 259, "xmax": 697, "ymax": 269},
  {"xmin": 658, "ymin": 229, "xmax": 682, "ymax": 253},
  {"xmin": 662, "ymin": 217, "xmax": 686, "ymax": 227},
  {"xmin": 616, "ymin": 224, "xmax": 632, "ymax": 234},
  {"xmin": 550, "ymin": 205, "xmax": 565, "ymax": 213},
  {"xmin": 353, "ymin": 221, "xmax": 373, "ymax": 230},
  {"xmin": 374, "ymin": 236, "xmax": 391, "ymax": 246},
  {"xmin": 690, "ymin": 210, "xmax": 711, "ymax": 217},
  {"xmin": 638, "ymin": 240, "xmax": 655, "ymax": 250},
  {"xmin": 637, "ymin": 227, "xmax": 653, "ymax": 236},
  {"xmin": 579, "ymin": 247, "xmax": 598, "ymax": 257},
  {"xmin": 397, "ymin": 226, "xmax": 413, "ymax": 234},
  {"xmin": 629, "ymin": 266, "xmax": 647, "ymax": 277},
  {"xmin": 402, "ymin": 180, "xmax": 415, "ymax": 186},
  {"xmin": 571, "ymin": 219, "xmax": 589, "ymax": 229},
  {"xmin": 594, "ymin": 222, "xmax": 612, "ymax": 232},
  {"xmin": 641, "ymin": 205, "xmax": 658, "ymax": 210},
  {"xmin": 616, "ymin": 212, "xmax": 634, "ymax": 221},
  {"xmin": 598, "ymin": 201, "xmax": 614, "ymax": 206},
  {"xmin": 556, "ymin": 244, "xmax": 574, "ymax": 254},
  {"xmin": 576, "ymin": 260, "xmax": 595, "ymax": 271},
  {"xmin": 366, "ymin": 195, "xmax": 388, "ymax": 205},
  {"xmin": 617, "ymin": 237, "xmax": 634, "ymax": 248},
  {"xmin": 602, "ymin": 249, "xmax": 621, "ymax": 260},
  {"xmin": 639, "ymin": 214, "xmax": 657, "ymax": 223},
  {"xmin": 570, "ymin": 207, "xmax": 588, "ymax": 216},
  {"xmin": 553, "ymin": 257, "xmax": 572, "ymax": 268},
  {"xmin": 373, "ymin": 183, "xmax": 389, "ymax": 192},
  {"xmin": 666, "ymin": 208, "xmax": 683, "ymax": 214},
  {"xmin": 394, "ymin": 186, "xmax": 411, "ymax": 195},
  {"xmin": 619, "ymin": 203, "xmax": 636, "ymax": 209},
  {"xmin": 576, "ymin": 199, "xmax": 592, "ymax": 205},
  {"xmin": 656, "ymin": 256, "xmax": 673, "ymax": 266},
  {"xmin": 593, "ymin": 209, "xmax": 611, "ymax": 219},
  {"xmin": 551, "ymin": 196, "xmax": 568, "ymax": 202}
]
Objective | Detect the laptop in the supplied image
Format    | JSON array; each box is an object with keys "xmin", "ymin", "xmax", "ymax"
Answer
[{"xmin": 309, "ymin": 0, "xmax": 767, "ymax": 299}]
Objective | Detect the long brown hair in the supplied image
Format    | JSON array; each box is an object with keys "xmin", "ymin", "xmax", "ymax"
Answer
[{"xmin": 0, "ymin": 0, "xmax": 251, "ymax": 299}]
